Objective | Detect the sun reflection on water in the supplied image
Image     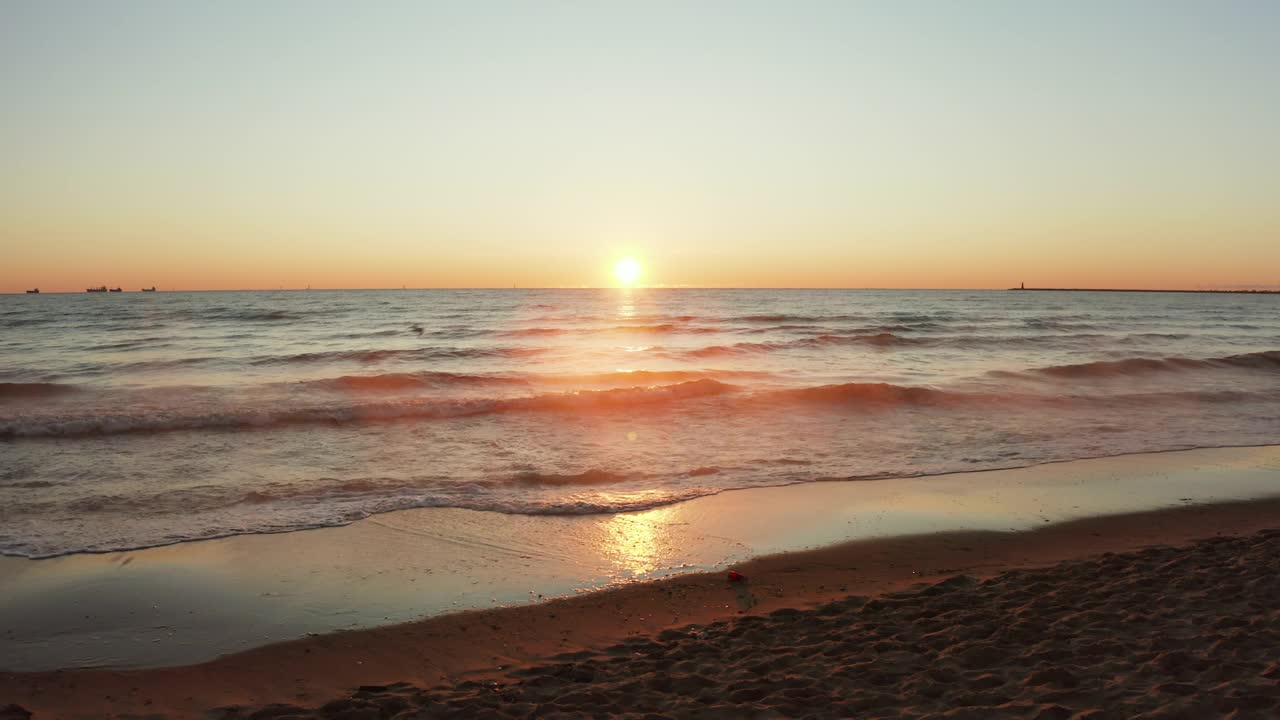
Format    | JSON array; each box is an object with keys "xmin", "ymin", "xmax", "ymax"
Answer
[{"xmin": 615, "ymin": 290, "xmax": 636, "ymax": 319}]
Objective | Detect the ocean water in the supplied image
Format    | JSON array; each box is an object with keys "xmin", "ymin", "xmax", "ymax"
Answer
[{"xmin": 1, "ymin": 289, "xmax": 1278, "ymax": 559}]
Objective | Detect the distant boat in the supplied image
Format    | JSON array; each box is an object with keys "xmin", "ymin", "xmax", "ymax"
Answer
[
  {"xmin": 25, "ymin": 288, "xmax": 39, "ymax": 294},
  {"xmin": 87, "ymin": 286, "xmax": 107, "ymax": 293},
  {"xmin": 108, "ymin": 287, "xmax": 123, "ymax": 293},
  {"xmin": 141, "ymin": 287, "xmax": 156, "ymax": 292}
]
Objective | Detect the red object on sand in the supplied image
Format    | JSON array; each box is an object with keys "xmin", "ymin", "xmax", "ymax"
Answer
[{"xmin": 727, "ymin": 570, "xmax": 745, "ymax": 582}]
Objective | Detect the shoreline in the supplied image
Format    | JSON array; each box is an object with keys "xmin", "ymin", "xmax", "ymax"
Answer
[
  {"xmin": 4, "ymin": 499, "xmax": 1279, "ymax": 718},
  {"xmin": 0, "ymin": 453, "xmax": 1277, "ymax": 716},
  {"xmin": 4, "ymin": 445, "xmax": 1280, "ymax": 673},
  {"xmin": 3, "ymin": 441, "xmax": 1277, "ymax": 562}
]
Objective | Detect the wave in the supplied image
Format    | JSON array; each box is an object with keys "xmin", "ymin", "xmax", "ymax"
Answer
[
  {"xmin": 1116, "ymin": 390, "xmax": 1266, "ymax": 405},
  {"xmin": 296, "ymin": 369, "xmax": 774, "ymax": 392},
  {"xmin": 5, "ymin": 365, "xmax": 1274, "ymax": 438},
  {"xmin": 817, "ymin": 332, "xmax": 921, "ymax": 347},
  {"xmin": 230, "ymin": 469, "xmax": 655, "ymax": 504},
  {"xmin": 733, "ymin": 313, "xmax": 867, "ymax": 323},
  {"xmin": 174, "ymin": 308, "xmax": 327, "ymax": 323},
  {"xmin": 0, "ymin": 382, "xmax": 81, "ymax": 400},
  {"xmin": 230, "ymin": 479, "xmax": 426, "ymax": 507},
  {"xmin": 72, "ymin": 346, "xmax": 558, "ymax": 375},
  {"xmin": 496, "ymin": 378, "xmax": 738, "ymax": 411},
  {"xmin": 327, "ymin": 328, "xmax": 406, "ymax": 340},
  {"xmin": 4, "ymin": 481, "xmax": 734, "ymax": 558},
  {"xmin": 502, "ymin": 327, "xmax": 568, "ymax": 337},
  {"xmin": 230, "ymin": 466, "xmax": 709, "ymax": 500},
  {"xmin": 0, "ymin": 317, "xmax": 57, "ymax": 328},
  {"xmin": 252, "ymin": 345, "xmax": 549, "ymax": 365},
  {"xmin": 712, "ymin": 329, "xmax": 1145, "ymax": 356},
  {"xmin": 537, "ymin": 369, "xmax": 777, "ymax": 385},
  {"xmin": 527, "ymin": 314, "xmax": 701, "ymax": 325},
  {"xmin": 737, "ymin": 324, "xmax": 828, "ymax": 334},
  {"xmin": 13, "ymin": 382, "xmax": 1259, "ymax": 441},
  {"xmin": 304, "ymin": 371, "xmax": 530, "ymax": 391},
  {"xmin": 0, "ymin": 379, "xmax": 740, "ymax": 438},
  {"xmin": 759, "ymin": 382, "xmax": 962, "ymax": 407},
  {"xmin": 413, "ymin": 327, "xmax": 493, "ymax": 340},
  {"xmin": 1007, "ymin": 350, "xmax": 1280, "ymax": 380},
  {"xmin": 734, "ymin": 323, "xmax": 941, "ymax": 336},
  {"xmin": 509, "ymin": 468, "xmax": 635, "ymax": 486},
  {"xmin": 758, "ymin": 383, "xmax": 1266, "ymax": 411},
  {"xmin": 609, "ymin": 324, "xmax": 719, "ymax": 334},
  {"xmin": 1022, "ymin": 318, "xmax": 1099, "ymax": 330},
  {"xmin": 683, "ymin": 332, "xmax": 919, "ymax": 358},
  {"xmin": 502, "ymin": 324, "xmax": 721, "ymax": 337},
  {"xmin": 9, "ymin": 469, "xmax": 687, "ymax": 519},
  {"xmin": 85, "ymin": 337, "xmax": 176, "ymax": 352},
  {"xmin": 112, "ymin": 356, "xmax": 224, "ymax": 372},
  {"xmin": 9, "ymin": 478, "xmax": 422, "ymax": 517},
  {"xmin": 14, "ymin": 438, "xmax": 1280, "ymax": 560},
  {"xmin": 223, "ymin": 310, "xmax": 299, "ymax": 322}
]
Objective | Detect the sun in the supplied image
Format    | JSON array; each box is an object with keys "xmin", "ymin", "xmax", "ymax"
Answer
[{"xmin": 613, "ymin": 257, "xmax": 643, "ymax": 287}]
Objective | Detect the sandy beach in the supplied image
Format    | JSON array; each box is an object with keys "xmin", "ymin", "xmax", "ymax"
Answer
[
  {"xmin": 3, "ymin": 485, "xmax": 1279, "ymax": 718},
  {"xmin": 225, "ymin": 525, "xmax": 1280, "ymax": 720}
]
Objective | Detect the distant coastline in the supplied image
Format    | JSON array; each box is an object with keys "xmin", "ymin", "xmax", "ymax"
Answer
[{"xmin": 1010, "ymin": 286, "xmax": 1280, "ymax": 294}]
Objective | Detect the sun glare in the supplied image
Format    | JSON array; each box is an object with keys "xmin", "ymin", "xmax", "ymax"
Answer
[{"xmin": 613, "ymin": 257, "xmax": 643, "ymax": 287}]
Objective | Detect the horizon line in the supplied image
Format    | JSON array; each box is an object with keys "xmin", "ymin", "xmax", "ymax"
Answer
[{"xmin": 9, "ymin": 285, "xmax": 1280, "ymax": 294}]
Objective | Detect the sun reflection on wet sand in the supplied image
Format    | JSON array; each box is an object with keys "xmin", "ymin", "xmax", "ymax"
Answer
[{"xmin": 599, "ymin": 507, "xmax": 675, "ymax": 579}]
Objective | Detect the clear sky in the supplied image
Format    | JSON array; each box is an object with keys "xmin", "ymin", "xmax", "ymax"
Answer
[{"xmin": 2, "ymin": 1, "xmax": 1278, "ymax": 291}]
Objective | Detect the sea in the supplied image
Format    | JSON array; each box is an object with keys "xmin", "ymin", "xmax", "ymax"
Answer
[{"xmin": 2, "ymin": 289, "xmax": 1278, "ymax": 559}]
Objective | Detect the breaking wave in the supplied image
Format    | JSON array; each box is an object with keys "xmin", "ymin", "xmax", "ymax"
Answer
[{"xmin": 508, "ymin": 469, "xmax": 636, "ymax": 486}]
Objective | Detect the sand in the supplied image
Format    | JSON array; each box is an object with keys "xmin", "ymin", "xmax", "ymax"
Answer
[
  {"xmin": 3, "ymin": 496, "xmax": 1280, "ymax": 719},
  {"xmin": 220, "ymin": 529, "xmax": 1280, "ymax": 720}
]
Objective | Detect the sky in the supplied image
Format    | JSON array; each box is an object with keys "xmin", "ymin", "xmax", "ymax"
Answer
[{"xmin": 2, "ymin": 0, "xmax": 1278, "ymax": 291}]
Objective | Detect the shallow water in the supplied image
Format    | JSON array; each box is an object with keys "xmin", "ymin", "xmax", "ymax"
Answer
[{"xmin": 2, "ymin": 288, "xmax": 1278, "ymax": 557}]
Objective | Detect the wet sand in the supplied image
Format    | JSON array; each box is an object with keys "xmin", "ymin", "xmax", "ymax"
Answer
[{"xmin": 3, "ymin": 494, "xmax": 1280, "ymax": 719}]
